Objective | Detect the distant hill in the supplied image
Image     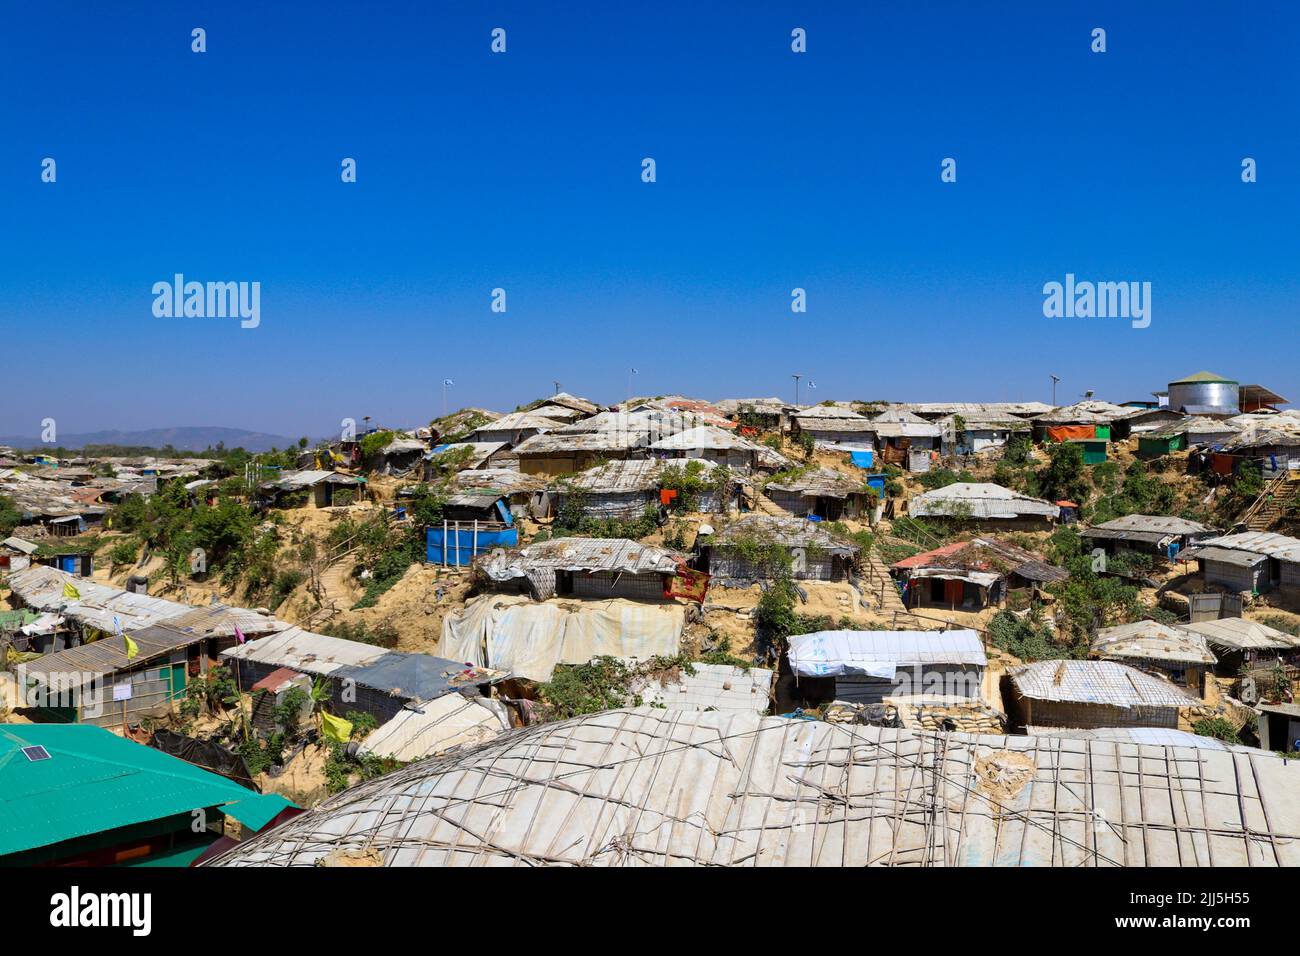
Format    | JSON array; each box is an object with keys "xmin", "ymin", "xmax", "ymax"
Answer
[{"xmin": 0, "ymin": 426, "xmax": 300, "ymax": 454}]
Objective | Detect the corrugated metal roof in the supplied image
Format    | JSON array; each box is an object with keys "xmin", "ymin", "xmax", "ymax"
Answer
[
  {"xmin": 766, "ymin": 466, "xmax": 864, "ymax": 498},
  {"xmin": 1092, "ymin": 621, "xmax": 1216, "ymax": 665},
  {"xmin": 899, "ymin": 401, "xmax": 1052, "ymax": 418},
  {"xmin": 336, "ymin": 652, "xmax": 505, "ymax": 706},
  {"xmin": 514, "ymin": 431, "xmax": 647, "ymax": 454},
  {"xmin": 452, "ymin": 469, "xmax": 549, "ymax": 495},
  {"xmin": 710, "ymin": 514, "xmax": 859, "ymax": 555},
  {"xmin": 220, "ymin": 626, "xmax": 388, "ymax": 674},
  {"xmin": 891, "ymin": 536, "xmax": 1068, "ymax": 584},
  {"xmin": 542, "ymin": 391, "xmax": 600, "ymax": 415},
  {"xmin": 0, "ymin": 724, "xmax": 291, "ymax": 858},
  {"xmin": 468, "ymin": 411, "xmax": 568, "ymax": 433},
  {"xmin": 425, "ymin": 442, "xmax": 508, "ymax": 466},
  {"xmin": 203, "ymin": 707, "xmax": 1300, "ymax": 867},
  {"xmin": 1194, "ymin": 532, "xmax": 1300, "ymax": 563},
  {"xmin": 909, "ymin": 483, "xmax": 1058, "ymax": 519},
  {"xmin": 1, "ymin": 536, "xmax": 38, "ymax": 555},
  {"xmin": 1088, "ymin": 514, "xmax": 1216, "ymax": 536},
  {"xmin": 1182, "ymin": 617, "xmax": 1300, "ymax": 652},
  {"xmin": 649, "ymin": 425, "xmax": 759, "ymax": 452},
  {"xmin": 557, "ymin": 458, "xmax": 715, "ymax": 495},
  {"xmin": 479, "ymin": 537, "xmax": 683, "ymax": 579},
  {"xmin": 19, "ymin": 621, "xmax": 213, "ymax": 686},
  {"xmin": 1033, "ymin": 401, "xmax": 1132, "ymax": 424},
  {"xmin": 222, "ymin": 627, "xmax": 504, "ymax": 703},
  {"xmin": 794, "ymin": 405, "xmax": 869, "ymax": 420},
  {"xmin": 789, "ymin": 629, "xmax": 987, "ymax": 676},
  {"xmin": 1183, "ymin": 545, "xmax": 1268, "ymax": 567},
  {"xmin": 1009, "ymin": 660, "xmax": 1194, "ymax": 708},
  {"xmin": 264, "ymin": 469, "xmax": 362, "ymax": 490}
]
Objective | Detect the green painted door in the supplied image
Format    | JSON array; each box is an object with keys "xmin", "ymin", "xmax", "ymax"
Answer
[{"xmin": 169, "ymin": 663, "xmax": 187, "ymax": 699}]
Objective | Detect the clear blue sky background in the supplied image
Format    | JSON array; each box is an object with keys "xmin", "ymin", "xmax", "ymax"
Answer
[{"xmin": 2, "ymin": 1, "xmax": 1296, "ymax": 438}]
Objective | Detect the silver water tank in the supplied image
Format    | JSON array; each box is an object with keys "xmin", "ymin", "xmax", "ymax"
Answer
[{"xmin": 1167, "ymin": 372, "xmax": 1238, "ymax": 412}]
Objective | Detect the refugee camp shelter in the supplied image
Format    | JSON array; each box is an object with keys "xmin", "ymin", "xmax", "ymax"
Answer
[
  {"xmin": 715, "ymin": 397, "xmax": 794, "ymax": 431},
  {"xmin": 551, "ymin": 458, "xmax": 732, "ymax": 522},
  {"xmin": 700, "ymin": 514, "xmax": 860, "ymax": 584},
  {"xmin": 1081, "ymin": 514, "xmax": 1218, "ymax": 561},
  {"xmin": 1007, "ymin": 660, "xmax": 1193, "ymax": 730},
  {"xmin": 1090, "ymin": 621, "xmax": 1215, "ymax": 695},
  {"xmin": 375, "ymin": 437, "xmax": 427, "ymax": 474},
  {"xmin": 465, "ymin": 410, "xmax": 568, "ymax": 446},
  {"xmin": 764, "ymin": 467, "xmax": 872, "ymax": 520},
  {"xmin": 203, "ymin": 706, "xmax": 1300, "ymax": 867},
  {"xmin": 629, "ymin": 662, "xmax": 775, "ymax": 714},
  {"xmin": 0, "ymin": 724, "xmax": 294, "ymax": 867},
  {"xmin": 867, "ymin": 409, "xmax": 942, "ymax": 471},
  {"xmin": 534, "ymin": 391, "xmax": 600, "ymax": 417},
  {"xmin": 907, "ymin": 482, "xmax": 1058, "ymax": 529},
  {"xmin": 3, "ymin": 565, "xmax": 284, "ymax": 654},
  {"xmin": 937, "ymin": 414, "xmax": 1029, "ymax": 456},
  {"xmin": 257, "ymin": 470, "xmax": 364, "ymax": 508},
  {"xmin": 15, "ymin": 603, "xmax": 287, "ymax": 727},
  {"xmin": 450, "ymin": 469, "xmax": 550, "ymax": 517},
  {"xmin": 648, "ymin": 425, "xmax": 764, "ymax": 470},
  {"xmin": 222, "ymin": 627, "xmax": 505, "ymax": 724},
  {"xmin": 1180, "ymin": 532, "xmax": 1300, "ymax": 600},
  {"xmin": 1219, "ymin": 427, "xmax": 1300, "ymax": 474},
  {"xmin": 357, "ymin": 694, "xmax": 512, "ymax": 762},
  {"xmin": 1136, "ymin": 421, "xmax": 1190, "ymax": 460},
  {"xmin": 903, "ymin": 401, "xmax": 1053, "ymax": 422},
  {"xmin": 1181, "ymin": 617, "xmax": 1300, "ymax": 671},
  {"xmin": 1256, "ymin": 702, "xmax": 1300, "ymax": 753},
  {"xmin": 1119, "ymin": 406, "xmax": 1186, "ymax": 436},
  {"xmin": 1032, "ymin": 401, "xmax": 1131, "ymax": 442},
  {"xmin": 788, "ymin": 629, "xmax": 987, "ymax": 705},
  {"xmin": 440, "ymin": 594, "xmax": 687, "ymax": 681},
  {"xmin": 475, "ymin": 537, "xmax": 692, "ymax": 601},
  {"xmin": 247, "ymin": 668, "xmax": 314, "ymax": 738},
  {"xmin": 0, "ymin": 535, "xmax": 37, "ymax": 572},
  {"xmin": 427, "ymin": 490, "xmax": 519, "ymax": 566},
  {"xmin": 891, "ymin": 537, "xmax": 1067, "ymax": 610},
  {"xmin": 792, "ymin": 406, "xmax": 876, "ymax": 446},
  {"xmin": 513, "ymin": 431, "xmax": 647, "ymax": 475},
  {"xmin": 425, "ymin": 441, "xmax": 512, "ymax": 472}
]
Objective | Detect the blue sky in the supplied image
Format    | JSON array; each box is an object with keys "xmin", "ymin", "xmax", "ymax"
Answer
[{"xmin": 1, "ymin": 1, "xmax": 1296, "ymax": 438}]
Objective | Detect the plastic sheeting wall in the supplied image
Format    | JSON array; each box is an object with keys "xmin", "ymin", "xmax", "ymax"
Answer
[
  {"xmin": 427, "ymin": 526, "xmax": 518, "ymax": 566},
  {"xmin": 440, "ymin": 596, "xmax": 685, "ymax": 682}
]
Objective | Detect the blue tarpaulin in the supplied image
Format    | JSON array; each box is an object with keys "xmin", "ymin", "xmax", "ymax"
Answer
[
  {"xmin": 427, "ymin": 526, "xmax": 518, "ymax": 565},
  {"xmin": 850, "ymin": 451, "xmax": 874, "ymax": 469}
]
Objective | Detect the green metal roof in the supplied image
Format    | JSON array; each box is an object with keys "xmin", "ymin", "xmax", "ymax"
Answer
[
  {"xmin": 1169, "ymin": 370, "xmax": 1236, "ymax": 384},
  {"xmin": 0, "ymin": 725, "xmax": 294, "ymax": 858}
]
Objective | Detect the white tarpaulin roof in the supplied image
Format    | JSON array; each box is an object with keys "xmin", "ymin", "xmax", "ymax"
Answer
[
  {"xmin": 204, "ymin": 707, "xmax": 1300, "ymax": 867},
  {"xmin": 439, "ymin": 595, "xmax": 685, "ymax": 682},
  {"xmin": 788, "ymin": 629, "xmax": 987, "ymax": 679},
  {"xmin": 358, "ymin": 694, "xmax": 510, "ymax": 762},
  {"xmin": 630, "ymin": 663, "xmax": 774, "ymax": 714}
]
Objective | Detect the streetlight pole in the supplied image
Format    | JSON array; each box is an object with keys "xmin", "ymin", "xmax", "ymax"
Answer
[
  {"xmin": 1050, "ymin": 375, "xmax": 1060, "ymax": 406},
  {"xmin": 792, "ymin": 373, "xmax": 802, "ymax": 406}
]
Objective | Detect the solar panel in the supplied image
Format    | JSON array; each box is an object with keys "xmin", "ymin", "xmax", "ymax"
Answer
[{"xmin": 21, "ymin": 745, "xmax": 51, "ymax": 762}]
